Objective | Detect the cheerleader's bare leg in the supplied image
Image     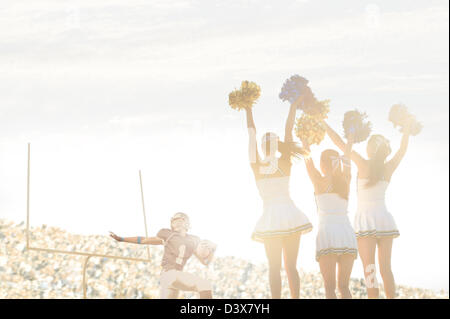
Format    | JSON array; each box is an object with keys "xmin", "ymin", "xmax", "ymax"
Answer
[
  {"xmin": 337, "ymin": 254, "xmax": 355, "ymax": 299},
  {"xmin": 377, "ymin": 237, "xmax": 396, "ymax": 299},
  {"xmin": 319, "ymin": 254, "xmax": 338, "ymax": 299},
  {"xmin": 263, "ymin": 237, "xmax": 283, "ymax": 299},
  {"xmin": 282, "ymin": 233, "xmax": 301, "ymax": 299},
  {"xmin": 357, "ymin": 237, "xmax": 379, "ymax": 298}
]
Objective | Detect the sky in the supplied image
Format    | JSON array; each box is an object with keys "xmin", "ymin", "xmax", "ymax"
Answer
[{"xmin": 0, "ymin": 0, "xmax": 448, "ymax": 292}]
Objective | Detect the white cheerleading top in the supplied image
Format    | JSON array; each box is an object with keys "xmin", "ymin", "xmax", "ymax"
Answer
[
  {"xmin": 354, "ymin": 178, "xmax": 399, "ymax": 238},
  {"xmin": 251, "ymin": 169, "xmax": 312, "ymax": 242},
  {"xmin": 314, "ymin": 193, "xmax": 357, "ymax": 261}
]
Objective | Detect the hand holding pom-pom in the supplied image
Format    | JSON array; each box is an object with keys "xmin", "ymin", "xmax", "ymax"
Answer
[
  {"xmin": 342, "ymin": 110, "xmax": 372, "ymax": 143},
  {"xmin": 295, "ymin": 114, "xmax": 327, "ymax": 146},
  {"xmin": 228, "ymin": 81, "xmax": 261, "ymax": 111},
  {"xmin": 389, "ymin": 103, "xmax": 422, "ymax": 136}
]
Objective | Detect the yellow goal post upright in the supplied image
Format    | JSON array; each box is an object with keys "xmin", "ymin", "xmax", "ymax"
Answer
[{"xmin": 25, "ymin": 143, "xmax": 153, "ymax": 298}]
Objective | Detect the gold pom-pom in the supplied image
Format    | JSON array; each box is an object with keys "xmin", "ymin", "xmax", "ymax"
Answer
[
  {"xmin": 228, "ymin": 89, "xmax": 242, "ymax": 110},
  {"xmin": 295, "ymin": 114, "xmax": 326, "ymax": 145},
  {"xmin": 389, "ymin": 103, "xmax": 409, "ymax": 128},
  {"xmin": 228, "ymin": 81, "xmax": 261, "ymax": 111},
  {"xmin": 389, "ymin": 103, "xmax": 423, "ymax": 136},
  {"xmin": 306, "ymin": 99, "xmax": 330, "ymax": 119}
]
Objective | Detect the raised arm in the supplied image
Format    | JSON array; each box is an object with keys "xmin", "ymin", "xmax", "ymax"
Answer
[
  {"xmin": 109, "ymin": 232, "xmax": 163, "ymax": 245},
  {"xmin": 301, "ymin": 142, "xmax": 322, "ymax": 186},
  {"xmin": 284, "ymin": 98, "xmax": 300, "ymax": 143},
  {"xmin": 324, "ymin": 121, "xmax": 366, "ymax": 169},
  {"xmin": 324, "ymin": 121, "xmax": 346, "ymax": 151},
  {"xmin": 245, "ymin": 108, "xmax": 261, "ymax": 167},
  {"xmin": 304, "ymin": 156, "xmax": 323, "ymax": 188},
  {"xmin": 385, "ymin": 122, "xmax": 411, "ymax": 177},
  {"xmin": 342, "ymin": 138, "xmax": 353, "ymax": 181}
]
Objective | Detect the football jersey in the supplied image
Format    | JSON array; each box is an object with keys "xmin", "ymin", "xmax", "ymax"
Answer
[{"xmin": 157, "ymin": 228, "xmax": 200, "ymax": 271}]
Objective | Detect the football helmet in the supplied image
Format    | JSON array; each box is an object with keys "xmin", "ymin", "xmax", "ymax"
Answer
[{"xmin": 170, "ymin": 212, "xmax": 190, "ymax": 231}]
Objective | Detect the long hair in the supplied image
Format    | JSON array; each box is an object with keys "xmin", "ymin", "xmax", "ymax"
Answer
[
  {"xmin": 366, "ymin": 135, "xmax": 392, "ymax": 188},
  {"xmin": 320, "ymin": 149, "xmax": 349, "ymax": 200},
  {"xmin": 261, "ymin": 132, "xmax": 308, "ymax": 160},
  {"xmin": 278, "ymin": 141, "xmax": 309, "ymax": 160}
]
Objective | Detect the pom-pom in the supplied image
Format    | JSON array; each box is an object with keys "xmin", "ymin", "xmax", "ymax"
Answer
[
  {"xmin": 302, "ymin": 98, "xmax": 330, "ymax": 119},
  {"xmin": 295, "ymin": 114, "xmax": 326, "ymax": 145},
  {"xmin": 389, "ymin": 103, "xmax": 409, "ymax": 128},
  {"xmin": 228, "ymin": 81, "xmax": 261, "ymax": 111},
  {"xmin": 279, "ymin": 74, "xmax": 309, "ymax": 104},
  {"xmin": 279, "ymin": 75, "xmax": 330, "ymax": 118},
  {"xmin": 279, "ymin": 74, "xmax": 315, "ymax": 109},
  {"xmin": 240, "ymin": 81, "xmax": 261, "ymax": 108},
  {"xmin": 228, "ymin": 89, "xmax": 242, "ymax": 110},
  {"xmin": 342, "ymin": 110, "xmax": 372, "ymax": 143},
  {"xmin": 407, "ymin": 118, "xmax": 423, "ymax": 136},
  {"xmin": 389, "ymin": 103, "xmax": 422, "ymax": 136}
]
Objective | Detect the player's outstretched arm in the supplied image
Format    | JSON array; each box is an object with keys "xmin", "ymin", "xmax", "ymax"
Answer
[{"xmin": 109, "ymin": 232, "xmax": 163, "ymax": 245}]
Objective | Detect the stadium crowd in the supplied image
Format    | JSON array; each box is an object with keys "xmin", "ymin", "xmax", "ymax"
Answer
[{"xmin": 0, "ymin": 219, "xmax": 447, "ymax": 299}]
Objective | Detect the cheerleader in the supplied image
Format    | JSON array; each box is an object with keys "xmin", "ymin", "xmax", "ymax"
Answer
[
  {"xmin": 301, "ymin": 136, "xmax": 357, "ymax": 298},
  {"xmin": 243, "ymin": 96, "xmax": 312, "ymax": 299},
  {"xmin": 324, "ymin": 119, "xmax": 413, "ymax": 299}
]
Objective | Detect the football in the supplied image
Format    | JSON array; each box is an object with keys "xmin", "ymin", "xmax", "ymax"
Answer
[{"xmin": 196, "ymin": 240, "xmax": 216, "ymax": 259}]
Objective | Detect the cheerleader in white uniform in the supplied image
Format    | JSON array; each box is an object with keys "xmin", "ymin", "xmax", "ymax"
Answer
[
  {"xmin": 243, "ymin": 96, "xmax": 312, "ymax": 299},
  {"xmin": 302, "ymin": 137, "xmax": 357, "ymax": 298},
  {"xmin": 325, "ymin": 120, "xmax": 413, "ymax": 299},
  {"xmin": 355, "ymin": 177, "xmax": 400, "ymax": 238}
]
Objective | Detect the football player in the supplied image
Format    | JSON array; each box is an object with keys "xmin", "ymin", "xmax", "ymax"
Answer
[{"xmin": 110, "ymin": 212, "xmax": 216, "ymax": 299}]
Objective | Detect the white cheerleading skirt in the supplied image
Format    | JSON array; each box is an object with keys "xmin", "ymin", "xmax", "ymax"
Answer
[
  {"xmin": 316, "ymin": 214, "xmax": 357, "ymax": 261},
  {"xmin": 252, "ymin": 197, "xmax": 312, "ymax": 243},
  {"xmin": 354, "ymin": 200, "xmax": 400, "ymax": 238}
]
